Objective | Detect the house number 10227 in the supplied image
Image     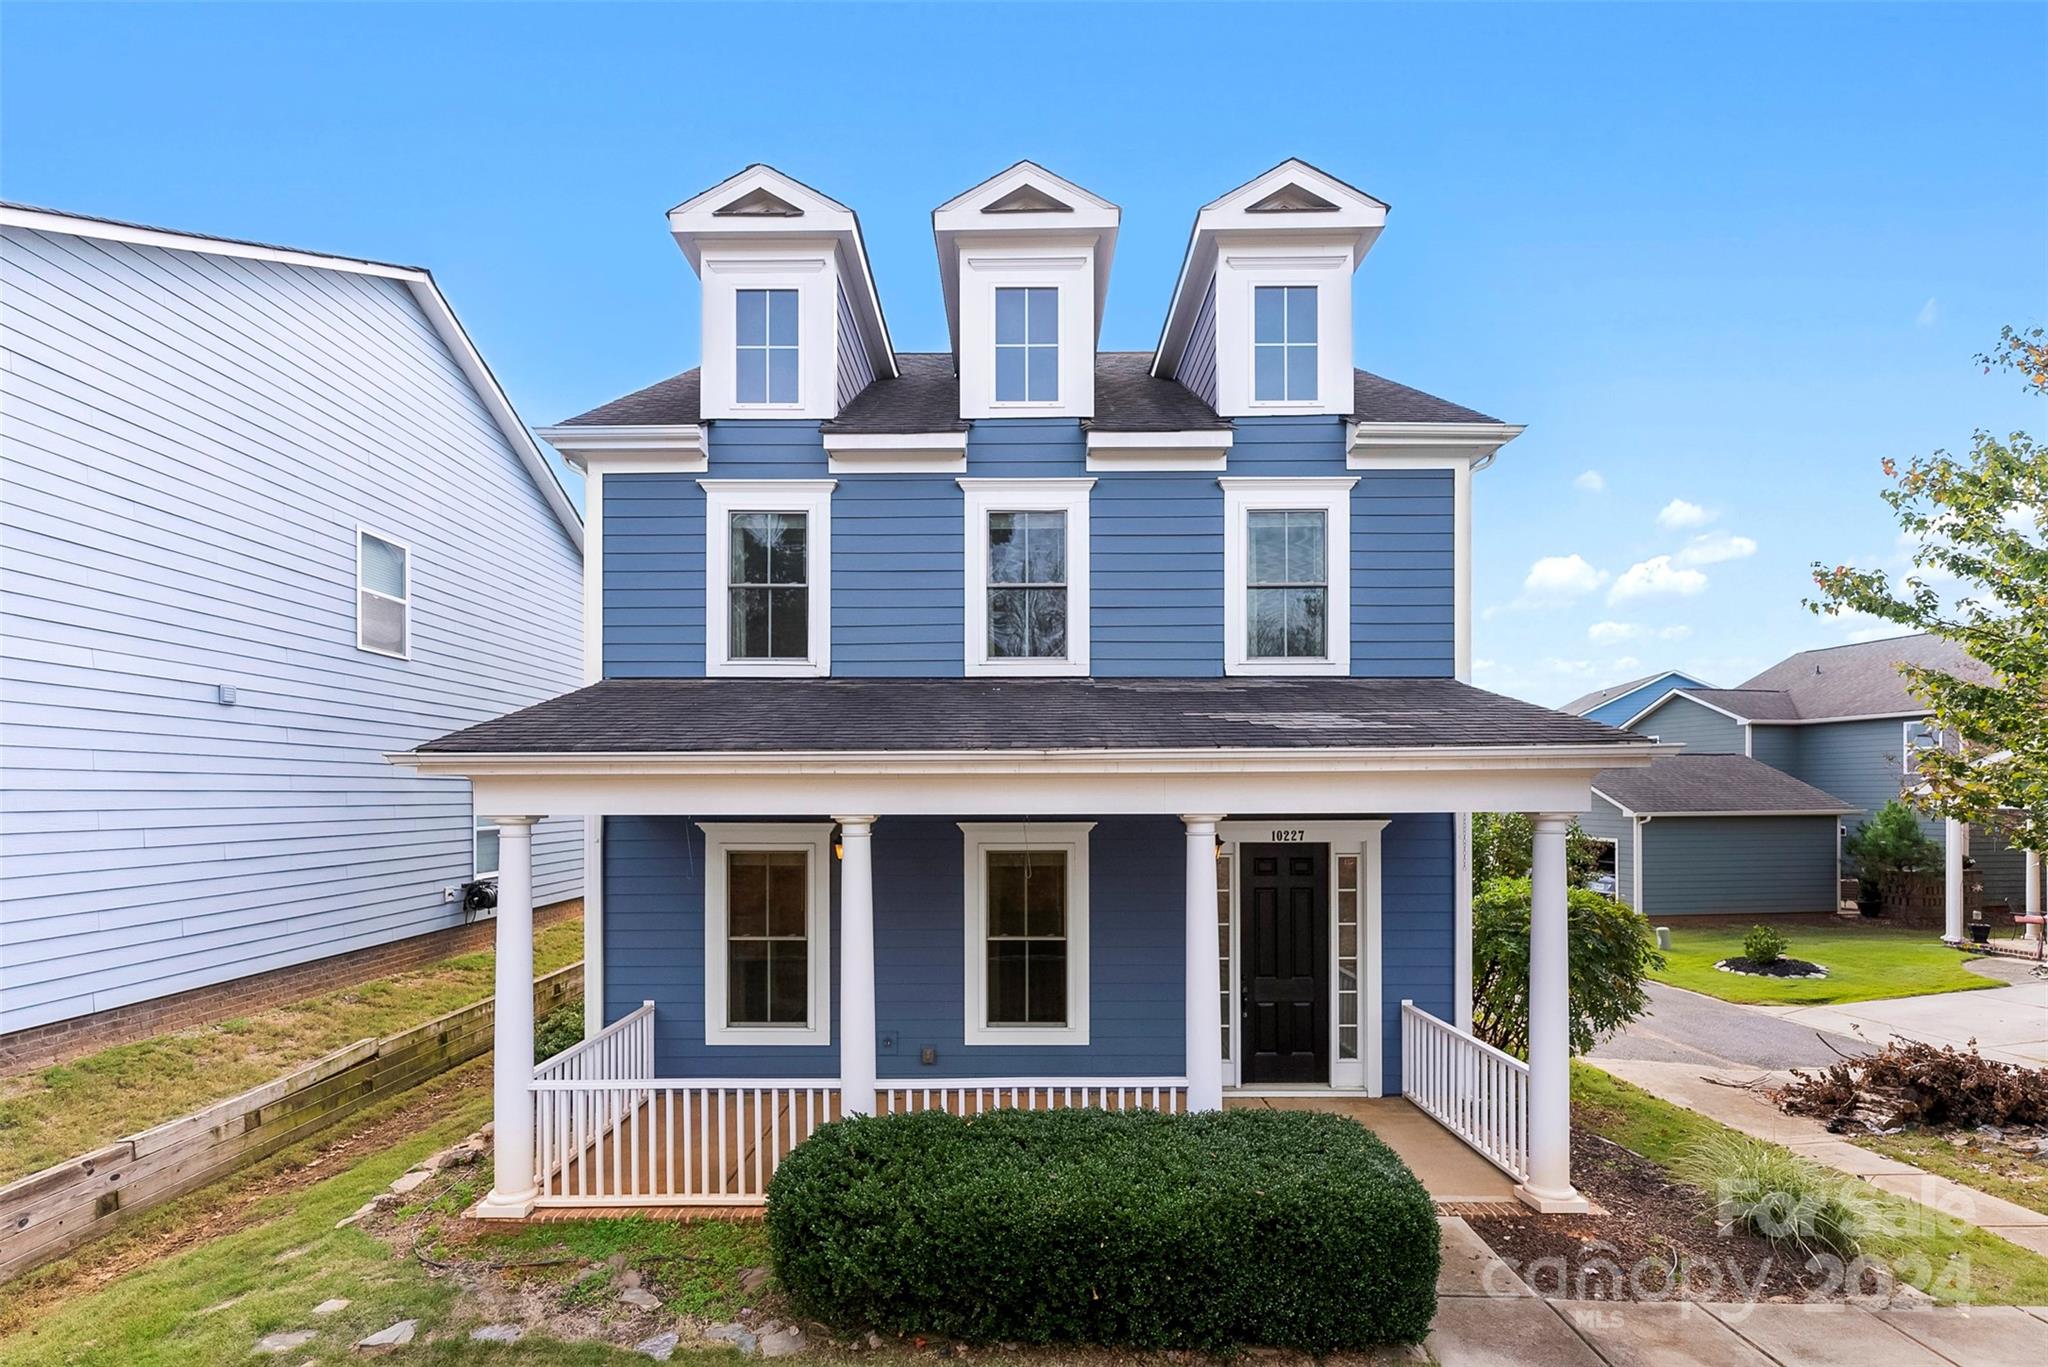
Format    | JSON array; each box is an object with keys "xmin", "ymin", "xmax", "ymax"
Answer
[{"xmin": 1270, "ymin": 829, "xmax": 1306, "ymax": 842}]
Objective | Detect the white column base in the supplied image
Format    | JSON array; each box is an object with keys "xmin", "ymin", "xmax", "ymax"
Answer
[
  {"xmin": 470, "ymin": 1190, "xmax": 538, "ymax": 1221},
  {"xmin": 1514, "ymin": 1182, "xmax": 1590, "ymax": 1215}
]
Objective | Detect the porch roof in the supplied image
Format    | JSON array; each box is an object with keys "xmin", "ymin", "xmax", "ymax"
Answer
[{"xmin": 414, "ymin": 676, "xmax": 1651, "ymax": 756}]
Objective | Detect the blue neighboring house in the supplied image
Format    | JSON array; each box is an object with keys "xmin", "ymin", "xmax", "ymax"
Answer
[
  {"xmin": 0, "ymin": 204, "xmax": 586, "ymax": 1047},
  {"xmin": 1561, "ymin": 669, "xmax": 1714, "ymax": 728},
  {"xmin": 398, "ymin": 161, "xmax": 1657, "ymax": 1219},
  {"xmin": 1579, "ymin": 634, "xmax": 2034, "ymax": 923}
]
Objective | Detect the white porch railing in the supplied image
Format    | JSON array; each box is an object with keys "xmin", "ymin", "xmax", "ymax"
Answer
[
  {"xmin": 880, "ymin": 1078, "xmax": 1189, "ymax": 1116},
  {"xmin": 1400, "ymin": 1000, "xmax": 1529, "ymax": 1182},
  {"xmin": 534, "ymin": 1000, "xmax": 655, "ymax": 1082}
]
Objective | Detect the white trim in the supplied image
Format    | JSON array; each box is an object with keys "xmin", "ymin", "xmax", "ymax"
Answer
[
  {"xmin": 1216, "ymin": 819, "xmax": 1389, "ymax": 1094},
  {"xmin": 1748, "ymin": 710, "xmax": 1932, "ymax": 727},
  {"xmin": 959, "ymin": 822, "xmax": 1094, "ymax": 1047},
  {"xmin": 1619, "ymin": 689, "xmax": 1750, "ymax": 731},
  {"xmin": 1569, "ymin": 670, "xmax": 1709, "ymax": 720},
  {"xmin": 473, "ymin": 814, "xmax": 501, "ymax": 880},
  {"xmin": 583, "ymin": 818, "xmax": 605, "ymax": 1037},
  {"xmin": 1220, "ymin": 476, "xmax": 1357, "ymax": 676},
  {"xmin": 1632, "ymin": 815, "xmax": 1647, "ymax": 915},
  {"xmin": 959, "ymin": 478, "xmax": 1094, "ymax": 676},
  {"xmin": 955, "ymin": 246, "xmax": 1099, "ymax": 419},
  {"xmin": 824, "ymin": 431, "xmax": 969, "ymax": 475},
  {"xmin": 354, "ymin": 526, "xmax": 411, "ymax": 660},
  {"xmin": 1903, "ymin": 718, "xmax": 1945, "ymax": 775},
  {"xmin": 538, "ymin": 426, "xmax": 708, "ymax": 469},
  {"xmin": 702, "ymin": 479, "xmax": 834, "ymax": 677},
  {"xmin": 1348, "ymin": 423, "xmax": 1527, "ymax": 458},
  {"xmin": 582, "ymin": 469, "xmax": 604, "ymax": 684},
  {"xmin": 700, "ymin": 822, "xmax": 834, "ymax": 1047},
  {"xmin": 1083, "ymin": 429, "xmax": 1234, "ymax": 472}
]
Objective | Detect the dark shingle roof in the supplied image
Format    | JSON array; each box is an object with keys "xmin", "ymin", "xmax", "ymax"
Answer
[
  {"xmin": 1664, "ymin": 688, "xmax": 1805, "ymax": 722},
  {"xmin": 1736, "ymin": 633, "xmax": 1988, "ymax": 721},
  {"xmin": 555, "ymin": 358, "xmax": 1497, "ymax": 433},
  {"xmin": 1561, "ymin": 670, "xmax": 1707, "ymax": 717},
  {"xmin": 415, "ymin": 676, "xmax": 1649, "ymax": 755},
  {"xmin": 1593, "ymin": 753, "xmax": 1859, "ymax": 816}
]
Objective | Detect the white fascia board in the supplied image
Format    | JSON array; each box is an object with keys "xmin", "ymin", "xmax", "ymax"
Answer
[
  {"xmin": 1628, "ymin": 807, "xmax": 1863, "ymax": 819},
  {"xmin": 0, "ymin": 203, "xmax": 427, "ymax": 280},
  {"xmin": 537, "ymin": 425, "xmax": 707, "ymax": 472},
  {"xmin": 1084, "ymin": 429, "xmax": 1233, "ymax": 472},
  {"xmin": 1348, "ymin": 423, "xmax": 1525, "ymax": 470},
  {"xmin": 1748, "ymin": 710, "xmax": 1931, "ymax": 727},
  {"xmin": 1619, "ymin": 689, "xmax": 1751, "ymax": 731},
  {"xmin": 1589, "ymin": 787, "xmax": 1635, "ymax": 818},
  {"xmin": 824, "ymin": 430, "xmax": 969, "ymax": 474}
]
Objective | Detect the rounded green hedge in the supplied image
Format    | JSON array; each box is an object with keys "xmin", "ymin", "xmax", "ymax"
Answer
[{"xmin": 765, "ymin": 1106, "xmax": 1440, "ymax": 1351}]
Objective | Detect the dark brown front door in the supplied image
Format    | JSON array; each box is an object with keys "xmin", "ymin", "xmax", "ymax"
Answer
[{"xmin": 1240, "ymin": 843, "xmax": 1329, "ymax": 1085}]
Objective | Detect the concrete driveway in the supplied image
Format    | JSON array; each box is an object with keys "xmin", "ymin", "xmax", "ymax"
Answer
[{"xmin": 1749, "ymin": 956, "xmax": 2048, "ymax": 1067}]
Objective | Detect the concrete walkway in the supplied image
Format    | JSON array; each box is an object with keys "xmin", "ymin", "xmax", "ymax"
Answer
[
  {"xmin": 1428, "ymin": 1215, "xmax": 2048, "ymax": 1365},
  {"xmin": 1751, "ymin": 955, "xmax": 2048, "ymax": 1068}
]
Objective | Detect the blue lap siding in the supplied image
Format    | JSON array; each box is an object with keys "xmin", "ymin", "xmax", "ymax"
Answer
[{"xmin": 1379, "ymin": 813, "xmax": 1456, "ymax": 1095}]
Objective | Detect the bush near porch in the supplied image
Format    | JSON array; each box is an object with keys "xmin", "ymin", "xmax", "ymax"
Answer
[
  {"xmin": 1650, "ymin": 924, "xmax": 2000, "ymax": 1005},
  {"xmin": 765, "ymin": 1107, "xmax": 1439, "ymax": 1351}
]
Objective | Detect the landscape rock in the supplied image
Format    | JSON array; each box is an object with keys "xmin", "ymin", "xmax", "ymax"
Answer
[
  {"xmin": 706, "ymin": 1322, "xmax": 759, "ymax": 1355},
  {"xmin": 470, "ymin": 1324, "xmax": 524, "ymax": 1343},
  {"xmin": 353, "ymin": 1319, "xmax": 417, "ymax": 1355},
  {"xmin": 312, "ymin": 1299, "xmax": 351, "ymax": 1316},
  {"xmin": 759, "ymin": 1326, "xmax": 804, "ymax": 1358},
  {"xmin": 738, "ymin": 1266, "xmax": 772, "ymax": 1294},
  {"xmin": 253, "ymin": 1329, "xmax": 317, "ymax": 1354},
  {"xmin": 635, "ymin": 1330, "xmax": 680, "ymax": 1361},
  {"xmin": 866, "ymin": 1331, "xmax": 885, "ymax": 1350},
  {"xmin": 619, "ymin": 1287, "xmax": 662, "ymax": 1311},
  {"xmin": 619, "ymin": 1268, "xmax": 644, "ymax": 1290},
  {"xmin": 388, "ymin": 1170, "xmax": 432, "ymax": 1195}
]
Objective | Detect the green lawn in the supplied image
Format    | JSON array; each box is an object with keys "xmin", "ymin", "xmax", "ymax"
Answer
[
  {"xmin": 1572, "ymin": 1063, "xmax": 2048, "ymax": 1304},
  {"xmin": 0, "ymin": 915, "xmax": 585, "ymax": 1182},
  {"xmin": 1855, "ymin": 1129, "xmax": 2048, "ymax": 1218},
  {"xmin": 1648, "ymin": 924, "xmax": 2000, "ymax": 1005}
]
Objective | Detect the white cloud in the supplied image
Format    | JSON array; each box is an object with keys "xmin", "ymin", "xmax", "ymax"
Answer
[
  {"xmin": 1916, "ymin": 297, "xmax": 1938, "ymax": 327},
  {"xmin": 1655, "ymin": 498, "xmax": 1714, "ymax": 531},
  {"xmin": 1673, "ymin": 530, "xmax": 1758, "ymax": 567},
  {"xmin": 1587, "ymin": 621, "xmax": 1641, "ymax": 646},
  {"xmin": 1538, "ymin": 657, "xmax": 1599, "ymax": 679},
  {"xmin": 1574, "ymin": 470, "xmax": 1606, "ymax": 494},
  {"xmin": 1518, "ymin": 554, "xmax": 1609, "ymax": 606},
  {"xmin": 1659, "ymin": 624, "xmax": 1693, "ymax": 641},
  {"xmin": 1609, "ymin": 555, "xmax": 1709, "ymax": 603},
  {"xmin": 1825, "ymin": 609, "xmax": 1917, "ymax": 645},
  {"xmin": 1611, "ymin": 655, "xmax": 1641, "ymax": 671}
]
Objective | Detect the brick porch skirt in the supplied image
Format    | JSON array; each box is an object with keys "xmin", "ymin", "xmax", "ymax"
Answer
[{"xmin": 0, "ymin": 898, "xmax": 582, "ymax": 1073}]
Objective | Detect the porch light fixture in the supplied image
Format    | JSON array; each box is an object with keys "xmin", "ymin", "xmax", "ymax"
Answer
[
  {"xmin": 833, "ymin": 827, "xmax": 844, "ymax": 861},
  {"xmin": 1215, "ymin": 834, "xmax": 1226, "ymax": 858}
]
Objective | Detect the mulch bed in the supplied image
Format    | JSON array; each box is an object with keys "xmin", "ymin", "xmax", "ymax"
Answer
[
  {"xmin": 1465, "ymin": 1129, "xmax": 1888, "ymax": 1302},
  {"xmin": 1716, "ymin": 956, "xmax": 1828, "ymax": 978}
]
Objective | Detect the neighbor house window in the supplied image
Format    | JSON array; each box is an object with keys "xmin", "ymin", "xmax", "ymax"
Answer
[
  {"xmin": 1253, "ymin": 285, "xmax": 1318, "ymax": 402},
  {"xmin": 736, "ymin": 288, "xmax": 799, "ymax": 404},
  {"xmin": 356, "ymin": 529, "xmax": 409, "ymax": 658},
  {"xmin": 1904, "ymin": 719, "xmax": 1944, "ymax": 775},
  {"xmin": 961, "ymin": 823, "xmax": 1092, "ymax": 1045},
  {"xmin": 995, "ymin": 286, "xmax": 1058, "ymax": 402},
  {"xmin": 1221, "ymin": 477, "xmax": 1354, "ymax": 675},
  {"xmin": 473, "ymin": 817, "xmax": 500, "ymax": 880},
  {"xmin": 704, "ymin": 481, "xmax": 832, "ymax": 676},
  {"xmin": 702, "ymin": 823, "xmax": 833, "ymax": 1045},
  {"xmin": 960, "ymin": 479, "xmax": 1091, "ymax": 675}
]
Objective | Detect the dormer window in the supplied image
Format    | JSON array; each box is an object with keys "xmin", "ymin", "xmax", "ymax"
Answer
[
  {"xmin": 736, "ymin": 288, "xmax": 799, "ymax": 405},
  {"xmin": 995, "ymin": 287, "xmax": 1059, "ymax": 402},
  {"xmin": 1253, "ymin": 285, "xmax": 1318, "ymax": 402}
]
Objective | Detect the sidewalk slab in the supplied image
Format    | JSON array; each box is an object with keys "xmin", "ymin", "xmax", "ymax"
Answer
[
  {"xmin": 1699, "ymin": 1302, "xmax": 1950, "ymax": 1366},
  {"xmin": 1426, "ymin": 1297, "xmax": 1603, "ymax": 1367},
  {"xmin": 1549, "ymin": 1300, "xmax": 1771, "ymax": 1367},
  {"xmin": 1876, "ymin": 1305, "xmax": 2047, "ymax": 1367},
  {"xmin": 1436, "ymin": 1216, "xmax": 1534, "ymax": 1298}
]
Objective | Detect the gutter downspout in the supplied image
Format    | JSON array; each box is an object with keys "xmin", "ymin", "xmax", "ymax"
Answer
[{"xmin": 1632, "ymin": 815, "xmax": 1650, "ymax": 917}]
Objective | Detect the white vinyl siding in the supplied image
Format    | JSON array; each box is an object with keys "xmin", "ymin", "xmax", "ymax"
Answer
[{"xmin": 0, "ymin": 224, "xmax": 584, "ymax": 1034}]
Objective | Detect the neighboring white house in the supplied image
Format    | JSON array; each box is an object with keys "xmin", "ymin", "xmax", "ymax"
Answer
[{"xmin": 0, "ymin": 203, "xmax": 586, "ymax": 1039}]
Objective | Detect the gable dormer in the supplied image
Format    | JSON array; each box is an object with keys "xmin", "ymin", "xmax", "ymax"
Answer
[
  {"xmin": 1151, "ymin": 159, "xmax": 1388, "ymax": 418},
  {"xmin": 932, "ymin": 163, "xmax": 1119, "ymax": 420},
  {"xmin": 669, "ymin": 165, "xmax": 896, "ymax": 421}
]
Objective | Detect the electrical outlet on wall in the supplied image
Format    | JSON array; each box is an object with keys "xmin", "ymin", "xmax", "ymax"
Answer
[{"xmin": 878, "ymin": 1032, "xmax": 897, "ymax": 1055}]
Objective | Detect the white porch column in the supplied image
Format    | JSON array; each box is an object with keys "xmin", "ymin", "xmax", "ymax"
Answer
[
  {"xmin": 1944, "ymin": 818, "xmax": 1969, "ymax": 944},
  {"xmin": 476, "ymin": 814, "xmax": 540, "ymax": 1219},
  {"xmin": 1518, "ymin": 813, "xmax": 1586, "ymax": 1213},
  {"xmin": 2027, "ymin": 849, "xmax": 2043, "ymax": 943},
  {"xmin": 835, "ymin": 815, "xmax": 878, "ymax": 1117},
  {"xmin": 1183, "ymin": 814, "xmax": 1226, "ymax": 1112}
]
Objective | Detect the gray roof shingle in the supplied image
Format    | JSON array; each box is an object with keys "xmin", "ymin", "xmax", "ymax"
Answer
[
  {"xmin": 1666, "ymin": 688, "xmax": 1805, "ymax": 722},
  {"xmin": 1351, "ymin": 369, "xmax": 1498, "ymax": 425},
  {"xmin": 414, "ymin": 676, "xmax": 1649, "ymax": 755},
  {"xmin": 556, "ymin": 369, "xmax": 703, "ymax": 427},
  {"xmin": 1735, "ymin": 633, "xmax": 1988, "ymax": 720},
  {"xmin": 1593, "ymin": 753, "xmax": 1859, "ymax": 815},
  {"xmin": 1561, "ymin": 669, "xmax": 1707, "ymax": 717}
]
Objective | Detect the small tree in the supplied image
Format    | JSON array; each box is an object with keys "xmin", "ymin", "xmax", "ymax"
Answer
[
  {"xmin": 1471, "ymin": 812, "xmax": 1607, "ymax": 889},
  {"xmin": 1847, "ymin": 800, "xmax": 1943, "ymax": 882},
  {"xmin": 1470, "ymin": 876, "xmax": 1665, "ymax": 1057}
]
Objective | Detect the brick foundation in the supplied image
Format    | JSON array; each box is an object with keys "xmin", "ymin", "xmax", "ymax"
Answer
[{"xmin": 0, "ymin": 899, "xmax": 583, "ymax": 1074}]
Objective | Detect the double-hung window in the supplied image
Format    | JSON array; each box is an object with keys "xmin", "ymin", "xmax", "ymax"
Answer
[
  {"xmin": 994, "ymin": 286, "xmax": 1058, "ymax": 402},
  {"xmin": 960, "ymin": 479, "xmax": 1091, "ymax": 675},
  {"xmin": 1221, "ymin": 478, "xmax": 1354, "ymax": 675},
  {"xmin": 962, "ymin": 823, "xmax": 1091, "ymax": 1045},
  {"xmin": 736, "ymin": 288, "xmax": 799, "ymax": 405},
  {"xmin": 704, "ymin": 481, "xmax": 833, "ymax": 676},
  {"xmin": 703, "ymin": 823, "xmax": 832, "ymax": 1045},
  {"xmin": 1253, "ymin": 284, "xmax": 1318, "ymax": 402},
  {"xmin": 356, "ymin": 529, "xmax": 409, "ymax": 658}
]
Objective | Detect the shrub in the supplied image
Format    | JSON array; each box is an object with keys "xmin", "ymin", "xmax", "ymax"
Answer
[
  {"xmin": 765, "ymin": 1107, "xmax": 1439, "ymax": 1351},
  {"xmin": 1847, "ymin": 800, "xmax": 1944, "ymax": 883},
  {"xmin": 1677, "ymin": 1132, "xmax": 1867, "ymax": 1259},
  {"xmin": 1741, "ymin": 924, "xmax": 1789, "ymax": 966},
  {"xmin": 534, "ymin": 998, "xmax": 584, "ymax": 1062},
  {"xmin": 1471, "ymin": 877, "xmax": 1664, "ymax": 1057}
]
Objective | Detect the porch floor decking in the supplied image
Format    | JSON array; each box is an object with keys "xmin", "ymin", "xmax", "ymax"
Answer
[{"xmin": 1224, "ymin": 1095, "xmax": 1520, "ymax": 1205}]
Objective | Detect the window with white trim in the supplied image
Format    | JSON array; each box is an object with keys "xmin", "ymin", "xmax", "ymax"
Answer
[
  {"xmin": 356, "ymin": 529, "xmax": 409, "ymax": 658},
  {"xmin": 1904, "ymin": 719, "xmax": 1945, "ymax": 775},
  {"xmin": 736, "ymin": 288, "xmax": 799, "ymax": 405},
  {"xmin": 1253, "ymin": 285, "xmax": 1318, "ymax": 402},
  {"xmin": 704, "ymin": 480, "xmax": 833, "ymax": 676},
  {"xmin": 994, "ymin": 286, "xmax": 1058, "ymax": 402},
  {"xmin": 702, "ymin": 823, "xmax": 833, "ymax": 1045},
  {"xmin": 960, "ymin": 479, "xmax": 1091, "ymax": 675},
  {"xmin": 961, "ymin": 822, "xmax": 1092, "ymax": 1045},
  {"xmin": 1221, "ymin": 478, "xmax": 1354, "ymax": 675},
  {"xmin": 474, "ymin": 817, "xmax": 500, "ymax": 880}
]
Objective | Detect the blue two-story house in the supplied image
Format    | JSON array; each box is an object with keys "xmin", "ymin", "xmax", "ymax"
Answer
[{"xmin": 398, "ymin": 161, "xmax": 1658, "ymax": 1220}]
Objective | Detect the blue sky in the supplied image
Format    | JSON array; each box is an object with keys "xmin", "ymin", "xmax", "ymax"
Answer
[{"xmin": 5, "ymin": 3, "xmax": 2042, "ymax": 706}]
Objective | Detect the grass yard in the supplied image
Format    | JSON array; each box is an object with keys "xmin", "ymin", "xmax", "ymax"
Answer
[
  {"xmin": 0, "ymin": 914, "xmax": 584, "ymax": 1182},
  {"xmin": 1854, "ymin": 1128, "xmax": 2048, "ymax": 1219},
  {"xmin": 1649, "ymin": 924, "xmax": 2000, "ymax": 1005},
  {"xmin": 1572, "ymin": 1062, "xmax": 2048, "ymax": 1304}
]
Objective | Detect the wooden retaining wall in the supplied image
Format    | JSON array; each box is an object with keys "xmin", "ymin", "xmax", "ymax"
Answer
[{"xmin": 0, "ymin": 963, "xmax": 581, "ymax": 1282}]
